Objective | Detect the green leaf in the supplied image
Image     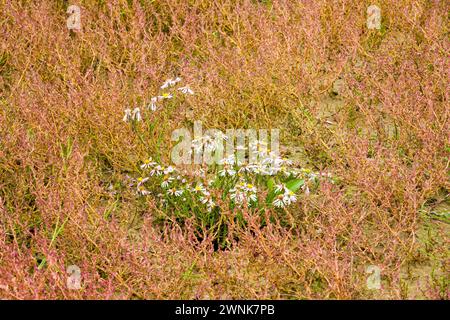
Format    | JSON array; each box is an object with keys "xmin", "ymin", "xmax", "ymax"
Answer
[
  {"xmin": 285, "ymin": 179, "xmax": 304, "ymax": 192},
  {"xmin": 267, "ymin": 178, "xmax": 275, "ymax": 191}
]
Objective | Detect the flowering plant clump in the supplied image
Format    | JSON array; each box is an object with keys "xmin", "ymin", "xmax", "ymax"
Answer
[
  {"xmin": 132, "ymin": 150, "xmax": 332, "ymax": 225},
  {"xmin": 120, "ymin": 78, "xmax": 334, "ymax": 244},
  {"xmin": 131, "ymin": 154, "xmax": 331, "ymax": 247}
]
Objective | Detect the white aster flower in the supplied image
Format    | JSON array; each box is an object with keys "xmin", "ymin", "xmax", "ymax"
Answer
[
  {"xmin": 229, "ymin": 182, "xmax": 257, "ymax": 205},
  {"xmin": 177, "ymin": 85, "xmax": 194, "ymax": 95},
  {"xmin": 243, "ymin": 183, "xmax": 257, "ymax": 193},
  {"xmin": 123, "ymin": 108, "xmax": 132, "ymax": 122},
  {"xmin": 203, "ymin": 135, "xmax": 217, "ymax": 152},
  {"xmin": 164, "ymin": 166, "xmax": 176, "ymax": 174},
  {"xmin": 157, "ymin": 92, "xmax": 173, "ymax": 100},
  {"xmin": 150, "ymin": 165, "xmax": 164, "ymax": 176},
  {"xmin": 160, "ymin": 77, "xmax": 181, "ymax": 89},
  {"xmin": 303, "ymin": 185, "xmax": 310, "ymax": 196},
  {"xmin": 219, "ymin": 155, "xmax": 235, "ymax": 165},
  {"xmin": 140, "ymin": 157, "xmax": 157, "ymax": 169},
  {"xmin": 219, "ymin": 164, "xmax": 236, "ymax": 177},
  {"xmin": 136, "ymin": 176, "xmax": 149, "ymax": 187},
  {"xmin": 238, "ymin": 164, "xmax": 256, "ymax": 174},
  {"xmin": 147, "ymin": 97, "xmax": 158, "ymax": 111},
  {"xmin": 132, "ymin": 107, "xmax": 142, "ymax": 121},
  {"xmin": 192, "ymin": 183, "xmax": 206, "ymax": 194},
  {"xmin": 137, "ymin": 185, "xmax": 150, "ymax": 196},
  {"xmin": 161, "ymin": 175, "xmax": 174, "ymax": 188},
  {"xmin": 273, "ymin": 195, "xmax": 286, "ymax": 208},
  {"xmin": 167, "ymin": 188, "xmax": 183, "ymax": 197},
  {"xmin": 200, "ymin": 192, "xmax": 214, "ymax": 207},
  {"xmin": 283, "ymin": 190, "xmax": 297, "ymax": 205}
]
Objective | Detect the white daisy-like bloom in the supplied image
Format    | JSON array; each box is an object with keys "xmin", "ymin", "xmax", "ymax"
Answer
[
  {"xmin": 263, "ymin": 166, "xmax": 280, "ymax": 176},
  {"xmin": 275, "ymin": 184, "xmax": 286, "ymax": 193},
  {"xmin": 150, "ymin": 165, "xmax": 164, "ymax": 176},
  {"xmin": 160, "ymin": 77, "xmax": 181, "ymax": 89},
  {"xmin": 177, "ymin": 85, "xmax": 194, "ymax": 95},
  {"xmin": 192, "ymin": 183, "xmax": 206, "ymax": 194},
  {"xmin": 219, "ymin": 164, "xmax": 236, "ymax": 177},
  {"xmin": 200, "ymin": 194, "xmax": 215, "ymax": 212},
  {"xmin": 167, "ymin": 188, "xmax": 183, "ymax": 197},
  {"xmin": 137, "ymin": 185, "xmax": 151, "ymax": 196},
  {"xmin": 132, "ymin": 107, "xmax": 142, "ymax": 121},
  {"xmin": 136, "ymin": 176, "xmax": 149, "ymax": 187},
  {"xmin": 147, "ymin": 97, "xmax": 158, "ymax": 111},
  {"xmin": 229, "ymin": 181, "xmax": 257, "ymax": 205},
  {"xmin": 191, "ymin": 138, "xmax": 203, "ymax": 153},
  {"xmin": 238, "ymin": 164, "xmax": 256, "ymax": 174},
  {"xmin": 243, "ymin": 183, "xmax": 257, "ymax": 193},
  {"xmin": 193, "ymin": 168, "xmax": 206, "ymax": 177},
  {"xmin": 251, "ymin": 164, "xmax": 263, "ymax": 175},
  {"xmin": 249, "ymin": 139, "xmax": 269, "ymax": 153},
  {"xmin": 303, "ymin": 185, "xmax": 310, "ymax": 196},
  {"xmin": 161, "ymin": 175, "xmax": 174, "ymax": 188},
  {"xmin": 248, "ymin": 192, "xmax": 257, "ymax": 202},
  {"xmin": 229, "ymin": 189, "xmax": 244, "ymax": 203},
  {"xmin": 203, "ymin": 135, "xmax": 217, "ymax": 152},
  {"xmin": 272, "ymin": 185, "xmax": 298, "ymax": 208},
  {"xmin": 157, "ymin": 92, "xmax": 173, "ymax": 100},
  {"xmin": 219, "ymin": 155, "xmax": 235, "ymax": 166},
  {"xmin": 140, "ymin": 157, "xmax": 157, "ymax": 169},
  {"xmin": 123, "ymin": 108, "xmax": 132, "ymax": 122},
  {"xmin": 261, "ymin": 153, "xmax": 278, "ymax": 166},
  {"xmin": 164, "ymin": 166, "xmax": 176, "ymax": 175},
  {"xmin": 160, "ymin": 80, "xmax": 171, "ymax": 89},
  {"xmin": 283, "ymin": 190, "xmax": 297, "ymax": 205},
  {"xmin": 272, "ymin": 195, "xmax": 286, "ymax": 208},
  {"xmin": 230, "ymin": 188, "xmax": 257, "ymax": 205}
]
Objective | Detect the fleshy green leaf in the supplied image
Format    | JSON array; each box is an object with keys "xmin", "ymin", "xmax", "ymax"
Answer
[{"xmin": 285, "ymin": 179, "xmax": 304, "ymax": 192}]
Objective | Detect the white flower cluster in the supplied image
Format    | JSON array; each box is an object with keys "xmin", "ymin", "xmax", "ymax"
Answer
[
  {"xmin": 272, "ymin": 184, "xmax": 297, "ymax": 208},
  {"xmin": 136, "ymin": 158, "xmax": 217, "ymax": 212},
  {"xmin": 131, "ymin": 150, "xmax": 332, "ymax": 212},
  {"xmin": 122, "ymin": 77, "xmax": 194, "ymax": 122},
  {"xmin": 229, "ymin": 181, "xmax": 258, "ymax": 207}
]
